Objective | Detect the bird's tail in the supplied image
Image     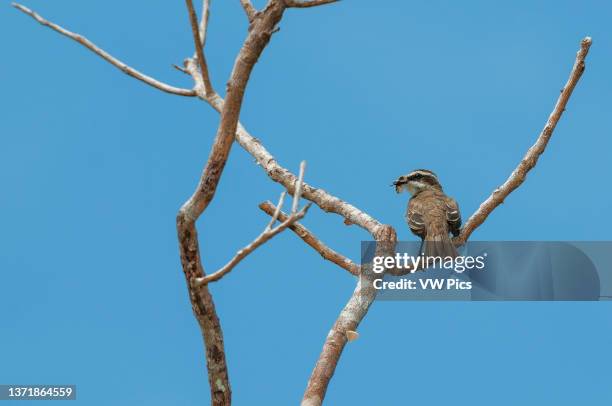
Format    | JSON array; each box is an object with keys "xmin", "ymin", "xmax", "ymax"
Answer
[{"xmin": 421, "ymin": 233, "xmax": 458, "ymax": 261}]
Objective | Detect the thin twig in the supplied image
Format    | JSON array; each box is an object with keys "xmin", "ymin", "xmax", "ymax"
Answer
[
  {"xmin": 240, "ymin": 0, "xmax": 257, "ymax": 21},
  {"xmin": 199, "ymin": 0, "xmax": 211, "ymax": 48},
  {"xmin": 292, "ymin": 161, "xmax": 306, "ymax": 214},
  {"xmin": 455, "ymin": 37, "xmax": 592, "ymax": 245},
  {"xmin": 259, "ymin": 201, "xmax": 360, "ymax": 276},
  {"xmin": 12, "ymin": 3, "xmax": 196, "ymax": 97},
  {"xmin": 285, "ymin": 0, "xmax": 339, "ymax": 8},
  {"xmin": 185, "ymin": 0, "xmax": 213, "ymax": 96},
  {"xmin": 266, "ymin": 192, "xmax": 287, "ymax": 230},
  {"xmin": 173, "ymin": 64, "xmax": 189, "ymax": 74}
]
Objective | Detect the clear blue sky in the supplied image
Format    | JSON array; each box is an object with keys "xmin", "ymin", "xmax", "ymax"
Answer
[{"xmin": 2, "ymin": 0, "xmax": 612, "ymax": 404}]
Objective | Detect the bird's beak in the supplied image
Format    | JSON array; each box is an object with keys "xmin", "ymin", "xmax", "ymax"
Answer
[{"xmin": 392, "ymin": 180, "xmax": 404, "ymax": 193}]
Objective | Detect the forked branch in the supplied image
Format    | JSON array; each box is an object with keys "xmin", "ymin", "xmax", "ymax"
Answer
[{"xmin": 195, "ymin": 163, "xmax": 312, "ymax": 286}]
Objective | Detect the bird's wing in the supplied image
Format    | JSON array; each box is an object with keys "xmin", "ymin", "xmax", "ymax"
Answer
[
  {"xmin": 406, "ymin": 198, "xmax": 426, "ymax": 239},
  {"xmin": 444, "ymin": 196, "xmax": 462, "ymax": 237}
]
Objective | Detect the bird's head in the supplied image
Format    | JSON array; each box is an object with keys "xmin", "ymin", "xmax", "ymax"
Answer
[{"xmin": 392, "ymin": 169, "xmax": 442, "ymax": 195}]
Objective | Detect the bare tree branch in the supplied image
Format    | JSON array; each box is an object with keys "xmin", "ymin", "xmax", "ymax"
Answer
[
  {"xmin": 185, "ymin": 0, "xmax": 214, "ymax": 96},
  {"xmin": 199, "ymin": 0, "xmax": 211, "ymax": 48},
  {"xmin": 266, "ymin": 192, "xmax": 287, "ymax": 231},
  {"xmin": 285, "ymin": 0, "xmax": 340, "ymax": 8},
  {"xmin": 292, "ymin": 161, "xmax": 307, "ymax": 214},
  {"xmin": 12, "ymin": 3, "xmax": 196, "ymax": 97},
  {"xmin": 455, "ymin": 37, "xmax": 592, "ymax": 245},
  {"xmin": 240, "ymin": 0, "xmax": 257, "ymax": 21},
  {"xmin": 259, "ymin": 201, "xmax": 361, "ymax": 276},
  {"xmin": 301, "ymin": 226, "xmax": 396, "ymax": 406},
  {"xmin": 177, "ymin": 228, "xmax": 230, "ymax": 405},
  {"xmin": 195, "ymin": 198, "xmax": 312, "ymax": 286}
]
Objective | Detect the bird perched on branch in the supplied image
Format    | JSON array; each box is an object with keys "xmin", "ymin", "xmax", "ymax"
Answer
[{"xmin": 393, "ymin": 169, "xmax": 461, "ymax": 258}]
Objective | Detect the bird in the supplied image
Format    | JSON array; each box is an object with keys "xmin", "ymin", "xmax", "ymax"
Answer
[{"xmin": 392, "ymin": 169, "xmax": 461, "ymax": 259}]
